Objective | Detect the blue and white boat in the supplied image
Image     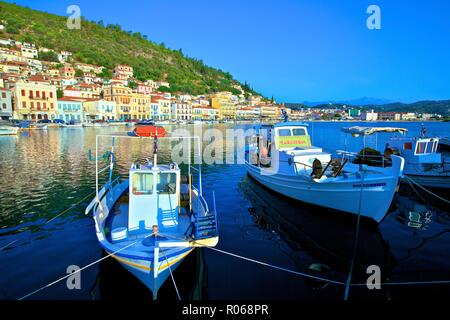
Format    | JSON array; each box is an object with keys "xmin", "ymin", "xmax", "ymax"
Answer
[
  {"xmin": 85, "ymin": 134, "xmax": 219, "ymax": 299},
  {"xmin": 245, "ymin": 122, "xmax": 405, "ymax": 223}
]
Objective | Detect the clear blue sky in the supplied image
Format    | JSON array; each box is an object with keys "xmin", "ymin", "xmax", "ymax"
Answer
[{"xmin": 5, "ymin": 0, "xmax": 450, "ymax": 103}]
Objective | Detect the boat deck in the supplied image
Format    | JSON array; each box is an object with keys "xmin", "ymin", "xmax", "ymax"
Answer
[{"xmin": 104, "ymin": 191, "xmax": 192, "ymax": 252}]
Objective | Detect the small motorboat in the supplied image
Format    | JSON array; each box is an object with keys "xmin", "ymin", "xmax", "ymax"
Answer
[
  {"xmin": 129, "ymin": 121, "xmax": 167, "ymax": 137},
  {"xmin": 0, "ymin": 120, "xmax": 19, "ymax": 135},
  {"xmin": 85, "ymin": 134, "xmax": 218, "ymax": 299},
  {"xmin": 245, "ymin": 122, "xmax": 404, "ymax": 223},
  {"xmin": 18, "ymin": 121, "xmax": 48, "ymax": 130}
]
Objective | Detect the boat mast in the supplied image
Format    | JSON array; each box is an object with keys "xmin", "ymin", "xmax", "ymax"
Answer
[{"xmin": 153, "ymin": 131, "xmax": 158, "ymax": 167}]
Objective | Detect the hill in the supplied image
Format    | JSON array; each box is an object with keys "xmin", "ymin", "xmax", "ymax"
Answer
[
  {"xmin": 286, "ymin": 100, "xmax": 450, "ymax": 115},
  {"xmin": 0, "ymin": 1, "xmax": 259, "ymax": 96}
]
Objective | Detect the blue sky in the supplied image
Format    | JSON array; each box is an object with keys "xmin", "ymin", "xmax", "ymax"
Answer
[{"xmin": 5, "ymin": 0, "xmax": 450, "ymax": 103}]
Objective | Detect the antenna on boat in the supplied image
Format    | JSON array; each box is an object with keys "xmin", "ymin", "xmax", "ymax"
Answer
[
  {"xmin": 153, "ymin": 131, "xmax": 158, "ymax": 167},
  {"xmin": 420, "ymin": 124, "xmax": 427, "ymax": 138}
]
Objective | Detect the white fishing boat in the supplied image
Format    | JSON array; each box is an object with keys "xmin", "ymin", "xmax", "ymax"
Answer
[
  {"xmin": 85, "ymin": 134, "xmax": 219, "ymax": 299},
  {"xmin": 0, "ymin": 120, "xmax": 19, "ymax": 135},
  {"xmin": 83, "ymin": 121, "xmax": 109, "ymax": 127},
  {"xmin": 387, "ymin": 126, "xmax": 450, "ymax": 189},
  {"xmin": 245, "ymin": 122, "xmax": 405, "ymax": 223}
]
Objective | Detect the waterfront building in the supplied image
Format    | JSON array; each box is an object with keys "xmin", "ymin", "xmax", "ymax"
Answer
[
  {"xmin": 236, "ymin": 106, "xmax": 260, "ymax": 120},
  {"xmin": 192, "ymin": 105, "xmax": 219, "ymax": 121},
  {"xmin": 104, "ymin": 83, "xmax": 132, "ymax": 120},
  {"xmin": 259, "ymin": 105, "xmax": 279, "ymax": 119},
  {"xmin": 348, "ymin": 109, "xmax": 361, "ymax": 117},
  {"xmin": 0, "ymin": 88, "xmax": 13, "ymax": 119},
  {"xmin": 401, "ymin": 112, "xmax": 417, "ymax": 121},
  {"xmin": 83, "ymin": 98, "xmax": 117, "ymax": 121},
  {"xmin": 171, "ymin": 101, "xmax": 192, "ymax": 121},
  {"xmin": 13, "ymin": 79, "xmax": 57, "ymax": 120},
  {"xmin": 211, "ymin": 94, "xmax": 236, "ymax": 120},
  {"xmin": 56, "ymin": 97, "xmax": 84, "ymax": 122},
  {"xmin": 113, "ymin": 64, "xmax": 134, "ymax": 80},
  {"xmin": 361, "ymin": 110, "xmax": 378, "ymax": 121},
  {"xmin": 378, "ymin": 112, "xmax": 401, "ymax": 121},
  {"xmin": 151, "ymin": 96, "xmax": 171, "ymax": 120},
  {"xmin": 131, "ymin": 92, "xmax": 151, "ymax": 120}
]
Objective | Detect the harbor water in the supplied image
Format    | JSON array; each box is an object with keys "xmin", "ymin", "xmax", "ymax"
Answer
[{"xmin": 0, "ymin": 121, "xmax": 449, "ymax": 300}]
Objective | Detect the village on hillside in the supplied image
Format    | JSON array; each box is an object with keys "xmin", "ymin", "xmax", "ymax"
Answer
[{"xmin": 0, "ymin": 38, "xmax": 444, "ymax": 124}]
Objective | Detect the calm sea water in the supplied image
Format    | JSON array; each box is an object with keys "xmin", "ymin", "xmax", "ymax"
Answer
[{"xmin": 0, "ymin": 121, "xmax": 449, "ymax": 300}]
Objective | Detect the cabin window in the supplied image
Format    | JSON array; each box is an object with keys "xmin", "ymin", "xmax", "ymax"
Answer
[
  {"xmin": 292, "ymin": 128, "xmax": 306, "ymax": 136},
  {"xmin": 278, "ymin": 129, "xmax": 292, "ymax": 136},
  {"xmin": 415, "ymin": 142, "xmax": 426, "ymax": 154},
  {"xmin": 132, "ymin": 173, "xmax": 153, "ymax": 195},
  {"xmin": 157, "ymin": 173, "xmax": 177, "ymax": 194},
  {"xmin": 425, "ymin": 142, "xmax": 433, "ymax": 154}
]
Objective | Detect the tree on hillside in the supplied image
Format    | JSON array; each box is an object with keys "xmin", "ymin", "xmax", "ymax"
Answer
[
  {"xmin": 74, "ymin": 68, "xmax": 84, "ymax": 78},
  {"xmin": 38, "ymin": 50, "xmax": 59, "ymax": 62}
]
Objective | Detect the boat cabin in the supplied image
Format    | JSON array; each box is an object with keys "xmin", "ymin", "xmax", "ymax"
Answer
[
  {"xmin": 249, "ymin": 122, "xmax": 331, "ymax": 174},
  {"xmin": 388, "ymin": 136, "xmax": 441, "ymax": 165},
  {"xmin": 128, "ymin": 162, "xmax": 180, "ymax": 234}
]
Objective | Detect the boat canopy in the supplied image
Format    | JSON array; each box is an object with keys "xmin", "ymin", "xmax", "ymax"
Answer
[
  {"xmin": 341, "ymin": 126, "xmax": 408, "ymax": 136},
  {"xmin": 274, "ymin": 121, "xmax": 309, "ymax": 128}
]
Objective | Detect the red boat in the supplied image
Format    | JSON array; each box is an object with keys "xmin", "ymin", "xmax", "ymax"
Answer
[{"xmin": 131, "ymin": 122, "xmax": 167, "ymax": 137}]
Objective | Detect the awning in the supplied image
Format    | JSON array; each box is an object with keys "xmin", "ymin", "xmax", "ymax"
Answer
[{"xmin": 341, "ymin": 126, "xmax": 408, "ymax": 136}]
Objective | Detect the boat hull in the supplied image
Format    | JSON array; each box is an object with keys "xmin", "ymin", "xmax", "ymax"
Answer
[
  {"xmin": 0, "ymin": 127, "xmax": 19, "ymax": 135},
  {"xmin": 108, "ymin": 247, "xmax": 194, "ymax": 299},
  {"xmin": 245, "ymin": 162, "xmax": 401, "ymax": 223}
]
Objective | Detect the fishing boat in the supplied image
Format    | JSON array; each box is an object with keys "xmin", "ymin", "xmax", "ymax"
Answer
[
  {"xmin": 386, "ymin": 126, "xmax": 450, "ymax": 189},
  {"xmin": 0, "ymin": 120, "xmax": 19, "ymax": 135},
  {"xmin": 245, "ymin": 121, "xmax": 405, "ymax": 223},
  {"xmin": 83, "ymin": 120, "xmax": 109, "ymax": 127},
  {"xmin": 18, "ymin": 121, "xmax": 48, "ymax": 130},
  {"xmin": 85, "ymin": 134, "xmax": 219, "ymax": 299}
]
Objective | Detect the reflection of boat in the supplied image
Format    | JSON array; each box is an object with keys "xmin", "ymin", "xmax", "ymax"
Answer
[
  {"xmin": 0, "ymin": 120, "xmax": 19, "ymax": 135},
  {"xmin": 239, "ymin": 175, "xmax": 396, "ymax": 282},
  {"xmin": 245, "ymin": 122, "xmax": 404, "ymax": 223},
  {"xmin": 85, "ymin": 135, "xmax": 219, "ymax": 299}
]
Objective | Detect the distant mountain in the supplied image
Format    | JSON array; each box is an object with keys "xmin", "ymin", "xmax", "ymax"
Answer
[
  {"xmin": 302, "ymin": 97, "xmax": 394, "ymax": 107},
  {"xmin": 286, "ymin": 99, "xmax": 450, "ymax": 115}
]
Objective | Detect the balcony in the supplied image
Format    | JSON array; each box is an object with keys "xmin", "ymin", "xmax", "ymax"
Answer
[{"xmin": 28, "ymin": 96, "xmax": 49, "ymax": 101}]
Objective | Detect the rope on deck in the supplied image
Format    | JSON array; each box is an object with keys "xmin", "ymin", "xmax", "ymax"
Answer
[{"xmin": 1, "ymin": 190, "xmax": 96, "ymax": 251}]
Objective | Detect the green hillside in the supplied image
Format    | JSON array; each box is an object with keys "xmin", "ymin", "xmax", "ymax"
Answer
[{"xmin": 0, "ymin": 1, "xmax": 259, "ymax": 96}]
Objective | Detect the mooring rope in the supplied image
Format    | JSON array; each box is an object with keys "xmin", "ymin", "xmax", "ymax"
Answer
[
  {"xmin": 404, "ymin": 175, "xmax": 450, "ymax": 204},
  {"xmin": 1, "ymin": 190, "xmax": 96, "ymax": 251},
  {"xmin": 18, "ymin": 231, "xmax": 156, "ymax": 300},
  {"xmin": 161, "ymin": 249, "xmax": 181, "ymax": 301},
  {"xmin": 206, "ymin": 247, "xmax": 346, "ymax": 286}
]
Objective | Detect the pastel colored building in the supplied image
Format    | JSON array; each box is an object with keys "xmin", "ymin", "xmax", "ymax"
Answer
[
  {"xmin": 0, "ymin": 88, "xmax": 13, "ymax": 119},
  {"xmin": 113, "ymin": 64, "xmax": 134, "ymax": 80},
  {"xmin": 151, "ymin": 96, "xmax": 171, "ymax": 120},
  {"xmin": 57, "ymin": 97, "xmax": 84, "ymax": 122},
  {"xmin": 104, "ymin": 84, "xmax": 132, "ymax": 120},
  {"xmin": 83, "ymin": 98, "xmax": 117, "ymax": 121},
  {"xmin": 171, "ymin": 102, "xmax": 192, "ymax": 120},
  {"xmin": 192, "ymin": 105, "xmax": 219, "ymax": 121},
  {"xmin": 13, "ymin": 79, "xmax": 57, "ymax": 120}
]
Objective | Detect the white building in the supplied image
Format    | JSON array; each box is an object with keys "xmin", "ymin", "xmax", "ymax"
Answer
[
  {"xmin": 171, "ymin": 102, "xmax": 192, "ymax": 120},
  {"xmin": 20, "ymin": 43, "xmax": 38, "ymax": 59},
  {"xmin": 361, "ymin": 109, "xmax": 378, "ymax": 121},
  {"xmin": 0, "ymin": 88, "xmax": 13, "ymax": 119}
]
